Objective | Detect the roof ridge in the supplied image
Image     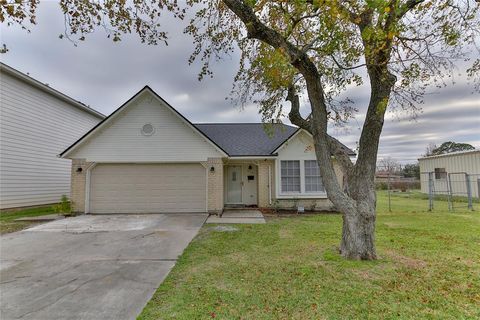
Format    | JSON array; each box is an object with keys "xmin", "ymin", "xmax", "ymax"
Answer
[{"xmin": 194, "ymin": 122, "xmax": 296, "ymax": 127}]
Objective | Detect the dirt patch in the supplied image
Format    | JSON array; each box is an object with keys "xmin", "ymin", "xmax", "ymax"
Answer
[
  {"xmin": 279, "ymin": 228, "xmax": 293, "ymax": 239},
  {"xmin": 211, "ymin": 226, "xmax": 239, "ymax": 232},
  {"xmin": 263, "ymin": 211, "xmax": 340, "ymax": 219},
  {"xmin": 351, "ymin": 269, "xmax": 382, "ymax": 280},
  {"xmin": 383, "ymin": 222, "xmax": 403, "ymax": 228},
  {"xmin": 383, "ymin": 249, "xmax": 427, "ymax": 269}
]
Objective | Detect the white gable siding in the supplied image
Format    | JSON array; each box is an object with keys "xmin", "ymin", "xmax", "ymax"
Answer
[
  {"xmin": 0, "ymin": 72, "xmax": 102, "ymax": 209},
  {"xmin": 275, "ymin": 130, "xmax": 327, "ymax": 198},
  {"xmin": 68, "ymin": 91, "xmax": 223, "ymax": 162}
]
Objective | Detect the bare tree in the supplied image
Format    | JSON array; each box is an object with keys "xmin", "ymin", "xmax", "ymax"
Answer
[
  {"xmin": 378, "ymin": 157, "xmax": 401, "ymax": 174},
  {"xmin": 2, "ymin": 0, "xmax": 478, "ymax": 260},
  {"xmin": 424, "ymin": 143, "xmax": 438, "ymax": 157}
]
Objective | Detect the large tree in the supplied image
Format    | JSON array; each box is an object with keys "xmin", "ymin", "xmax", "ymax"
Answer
[
  {"xmin": 426, "ymin": 141, "xmax": 475, "ymax": 156},
  {"xmin": 2, "ymin": 0, "xmax": 478, "ymax": 260}
]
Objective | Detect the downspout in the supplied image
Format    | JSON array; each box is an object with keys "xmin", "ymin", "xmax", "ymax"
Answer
[
  {"xmin": 268, "ymin": 165, "xmax": 272, "ymax": 205},
  {"xmin": 84, "ymin": 163, "xmax": 97, "ymax": 214}
]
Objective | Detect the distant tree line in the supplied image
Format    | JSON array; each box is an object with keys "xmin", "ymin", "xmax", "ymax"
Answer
[
  {"xmin": 376, "ymin": 141, "xmax": 476, "ymax": 180},
  {"xmin": 424, "ymin": 141, "xmax": 475, "ymax": 157}
]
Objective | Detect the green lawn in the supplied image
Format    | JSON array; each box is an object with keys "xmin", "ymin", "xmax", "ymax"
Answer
[
  {"xmin": 139, "ymin": 191, "xmax": 480, "ymax": 320},
  {"xmin": 0, "ymin": 206, "xmax": 56, "ymax": 234}
]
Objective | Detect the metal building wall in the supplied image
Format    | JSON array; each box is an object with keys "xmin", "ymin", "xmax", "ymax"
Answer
[{"xmin": 419, "ymin": 150, "xmax": 480, "ymax": 196}]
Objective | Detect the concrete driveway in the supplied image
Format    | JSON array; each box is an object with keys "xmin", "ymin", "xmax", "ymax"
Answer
[{"xmin": 0, "ymin": 214, "xmax": 207, "ymax": 320}]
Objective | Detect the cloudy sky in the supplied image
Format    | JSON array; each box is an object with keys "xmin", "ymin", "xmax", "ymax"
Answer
[{"xmin": 1, "ymin": 2, "xmax": 479, "ymax": 164}]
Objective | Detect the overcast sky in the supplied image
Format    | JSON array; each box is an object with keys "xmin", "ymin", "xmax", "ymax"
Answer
[{"xmin": 1, "ymin": 2, "xmax": 479, "ymax": 163}]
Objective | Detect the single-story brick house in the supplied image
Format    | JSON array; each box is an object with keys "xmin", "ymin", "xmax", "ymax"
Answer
[{"xmin": 61, "ymin": 86, "xmax": 354, "ymax": 214}]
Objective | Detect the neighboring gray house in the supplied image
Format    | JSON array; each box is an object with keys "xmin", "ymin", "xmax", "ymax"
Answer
[
  {"xmin": 419, "ymin": 149, "xmax": 480, "ymax": 197},
  {"xmin": 61, "ymin": 86, "xmax": 355, "ymax": 214},
  {"xmin": 0, "ymin": 63, "xmax": 104, "ymax": 209}
]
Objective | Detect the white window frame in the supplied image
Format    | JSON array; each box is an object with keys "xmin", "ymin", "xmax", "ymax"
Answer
[
  {"xmin": 280, "ymin": 160, "xmax": 301, "ymax": 193},
  {"xmin": 304, "ymin": 160, "xmax": 325, "ymax": 193},
  {"xmin": 276, "ymin": 158, "xmax": 328, "ymax": 199}
]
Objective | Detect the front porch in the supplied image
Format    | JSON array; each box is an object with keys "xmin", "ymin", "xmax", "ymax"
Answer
[
  {"xmin": 206, "ymin": 209, "xmax": 266, "ymax": 224},
  {"xmin": 223, "ymin": 161, "xmax": 260, "ymax": 208}
]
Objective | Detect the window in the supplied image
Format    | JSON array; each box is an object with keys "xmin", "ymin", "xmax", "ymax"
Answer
[
  {"xmin": 434, "ymin": 168, "xmax": 447, "ymax": 180},
  {"xmin": 304, "ymin": 160, "xmax": 325, "ymax": 192},
  {"xmin": 281, "ymin": 160, "xmax": 300, "ymax": 192}
]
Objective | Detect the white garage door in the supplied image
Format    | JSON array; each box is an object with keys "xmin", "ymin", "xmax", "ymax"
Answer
[{"xmin": 89, "ymin": 163, "xmax": 206, "ymax": 213}]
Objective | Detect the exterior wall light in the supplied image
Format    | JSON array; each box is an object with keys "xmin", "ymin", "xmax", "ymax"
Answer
[
  {"xmin": 76, "ymin": 167, "xmax": 83, "ymax": 173},
  {"xmin": 210, "ymin": 166, "xmax": 215, "ymax": 172}
]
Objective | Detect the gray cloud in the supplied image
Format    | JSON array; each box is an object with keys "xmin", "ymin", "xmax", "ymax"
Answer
[{"xmin": 1, "ymin": 1, "xmax": 478, "ymax": 163}]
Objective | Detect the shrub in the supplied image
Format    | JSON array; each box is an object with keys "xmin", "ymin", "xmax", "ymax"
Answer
[
  {"xmin": 53, "ymin": 195, "xmax": 71, "ymax": 214},
  {"xmin": 375, "ymin": 180, "xmax": 420, "ymax": 191}
]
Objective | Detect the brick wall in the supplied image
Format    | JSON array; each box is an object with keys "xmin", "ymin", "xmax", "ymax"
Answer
[
  {"xmin": 258, "ymin": 159, "xmax": 344, "ymax": 211},
  {"xmin": 257, "ymin": 160, "xmax": 274, "ymax": 207},
  {"xmin": 207, "ymin": 157, "xmax": 224, "ymax": 214},
  {"xmin": 70, "ymin": 159, "xmax": 94, "ymax": 213}
]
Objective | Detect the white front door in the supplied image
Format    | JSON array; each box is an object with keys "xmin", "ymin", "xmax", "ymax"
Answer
[{"xmin": 227, "ymin": 166, "xmax": 242, "ymax": 203}]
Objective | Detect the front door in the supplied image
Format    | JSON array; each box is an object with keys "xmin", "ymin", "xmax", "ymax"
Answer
[{"xmin": 227, "ymin": 166, "xmax": 242, "ymax": 203}]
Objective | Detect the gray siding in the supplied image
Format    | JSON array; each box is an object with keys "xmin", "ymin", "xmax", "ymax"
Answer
[{"xmin": 0, "ymin": 72, "xmax": 102, "ymax": 209}]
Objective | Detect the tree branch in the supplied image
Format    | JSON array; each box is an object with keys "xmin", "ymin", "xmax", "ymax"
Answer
[
  {"xmin": 286, "ymin": 85, "xmax": 354, "ymax": 176},
  {"xmin": 398, "ymin": 0, "xmax": 426, "ymax": 17},
  {"xmin": 222, "ymin": 0, "xmax": 354, "ymax": 208},
  {"xmin": 327, "ymin": 136, "xmax": 354, "ymax": 174},
  {"xmin": 286, "ymin": 85, "xmax": 311, "ymax": 132}
]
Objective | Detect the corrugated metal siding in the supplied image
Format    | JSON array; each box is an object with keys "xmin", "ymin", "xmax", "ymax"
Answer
[
  {"xmin": 68, "ymin": 91, "xmax": 223, "ymax": 162},
  {"xmin": 0, "ymin": 72, "xmax": 102, "ymax": 209},
  {"xmin": 419, "ymin": 151, "xmax": 480, "ymax": 196}
]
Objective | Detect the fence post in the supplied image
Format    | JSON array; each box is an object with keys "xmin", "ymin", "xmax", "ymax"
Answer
[
  {"xmin": 388, "ymin": 171, "xmax": 391, "ymax": 212},
  {"xmin": 465, "ymin": 173, "xmax": 473, "ymax": 210},
  {"xmin": 447, "ymin": 173, "xmax": 453, "ymax": 212},
  {"xmin": 428, "ymin": 172, "xmax": 434, "ymax": 211}
]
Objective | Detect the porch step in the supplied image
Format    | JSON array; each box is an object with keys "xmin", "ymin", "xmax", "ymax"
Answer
[
  {"xmin": 223, "ymin": 205, "xmax": 258, "ymax": 209},
  {"xmin": 207, "ymin": 209, "xmax": 265, "ymax": 224}
]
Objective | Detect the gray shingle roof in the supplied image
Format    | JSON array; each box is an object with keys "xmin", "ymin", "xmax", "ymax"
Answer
[
  {"xmin": 194, "ymin": 123, "xmax": 355, "ymax": 157},
  {"xmin": 195, "ymin": 123, "xmax": 297, "ymax": 156}
]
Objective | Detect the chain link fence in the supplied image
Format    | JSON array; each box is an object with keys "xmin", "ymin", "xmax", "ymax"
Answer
[
  {"xmin": 374, "ymin": 164, "xmax": 479, "ymax": 212},
  {"xmin": 420, "ymin": 172, "xmax": 480, "ymax": 211}
]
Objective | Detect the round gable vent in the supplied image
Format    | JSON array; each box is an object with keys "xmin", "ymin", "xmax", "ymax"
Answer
[{"xmin": 141, "ymin": 123, "xmax": 155, "ymax": 136}]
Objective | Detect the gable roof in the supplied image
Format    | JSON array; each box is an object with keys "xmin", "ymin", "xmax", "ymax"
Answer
[
  {"xmin": 195, "ymin": 123, "xmax": 298, "ymax": 156},
  {"xmin": 0, "ymin": 62, "xmax": 105, "ymax": 119},
  {"xmin": 60, "ymin": 86, "xmax": 228, "ymax": 157},
  {"xmin": 60, "ymin": 85, "xmax": 355, "ymax": 158},
  {"xmin": 271, "ymin": 128, "xmax": 356, "ymax": 156}
]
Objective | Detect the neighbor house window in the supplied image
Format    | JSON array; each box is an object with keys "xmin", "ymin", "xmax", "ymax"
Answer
[
  {"xmin": 281, "ymin": 160, "xmax": 300, "ymax": 192},
  {"xmin": 434, "ymin": 168, "xmax": 447, "ymax": 180},
  {"xmin": 304, "ymin": 160, "xmax": 325, "ymax": 192}
]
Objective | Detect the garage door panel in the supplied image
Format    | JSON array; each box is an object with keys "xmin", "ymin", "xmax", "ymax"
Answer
[{"xmin": 90, "ymin": 164, "xmax": 206, "ymax": 213}]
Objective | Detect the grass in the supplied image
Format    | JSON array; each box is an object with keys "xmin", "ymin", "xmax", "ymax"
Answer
[
  {"xmin": 0, "ymin": 206, "xmax": 56, "ymax": 234},
  {"xmin": 139, "ymin": 191, "xmax": 480, "ymax": 320}
]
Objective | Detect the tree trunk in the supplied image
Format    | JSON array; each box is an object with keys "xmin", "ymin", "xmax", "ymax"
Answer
[
  {"xmin": 220, "ymin": 0, "xmax": 396, "ymax": 261},
  {"xmin": 340, "ymin": 198, "xmax": 377, "ymax": 260}
]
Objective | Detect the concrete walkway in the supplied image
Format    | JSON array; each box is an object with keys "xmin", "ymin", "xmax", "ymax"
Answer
[
  {"xmin": 0, "ymin": 213, "xmax": 207, "ymax": 320},
  {"xmin": 206, "ymin": 209, "xmax": 266, "ymax": 224}
]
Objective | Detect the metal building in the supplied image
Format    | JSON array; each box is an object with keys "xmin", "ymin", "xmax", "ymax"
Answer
[{"xmin": 419, "ymin": 150, "xmax": 480, "ymax": 198}]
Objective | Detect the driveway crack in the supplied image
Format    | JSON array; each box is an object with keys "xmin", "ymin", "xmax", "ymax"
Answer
[{"xmin": 17, "ymin": 271, "xmax": 116, "ymax": 319}]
